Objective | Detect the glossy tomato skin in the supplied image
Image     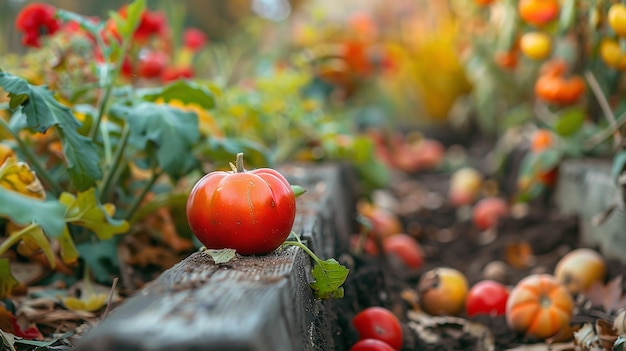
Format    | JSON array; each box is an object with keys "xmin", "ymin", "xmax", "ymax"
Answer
[
  {"xmin": 352, "ymin": 307, "xmax": 403, "ymax": 350},
  {"xmin": 186, "ymin": 167, "xmax": 296, "ymax": 255},
  {"xmin": 350, "ymin": 339, "xmax": 396, "ymax": 351},
  {"xmin": 466, "ymin": 280, "xmax": 510, "ymax": 318}
]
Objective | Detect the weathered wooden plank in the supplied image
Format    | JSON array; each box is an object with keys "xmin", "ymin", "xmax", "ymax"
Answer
[
  {"xmin": 554, "ymin": 158, "xmax": 626, "ymax": 262},
  {"xmin": 76, "ymin": 163, "xmax": 357, "ymax": 351}
]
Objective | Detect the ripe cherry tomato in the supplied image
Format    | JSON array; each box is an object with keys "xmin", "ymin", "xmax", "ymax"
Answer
[
  {"xmin": 534, "ymin": 74, "xmax": 585, "ymax": 105},
  {"xmin": 530, "ymin": 129, "xmax": 554, "ymax": 153},
  {"xmin": 609, "ymin": 4, "xmax": 626, "ymax": 37},
  {"xmin": 474, "ymin": 0, "xmax": 495, "ymax": 6},
  {"xmin": 472, "ymin": 197, "xmax": 509, "ymax": 230},
  {"xmin": 350, "ymin": 339, "xmax": 396, "ymax": 351},
  {"xmin": 465, "ymin": 280, "xmax": 509, "ymax": 318},
  {"xmin": 520, "ymin": 31, "xmax": 552, "ymax": 60},
  {"xmin": 506, "ymin": 274, "xmax": 573, "ymax": 340},
  {"xmin": 352, "ymin": 307, "xmax": 403, "ymax": 350},
  {"xmin": 186, "ymin": 153, "xmax": 296, "ymax": 255},
  {"xmin": 518, "ymin": 0, "xmax": 560, "ymax": 27},
  {"xmin": 383, "ymin": 234, "xmax": 424, "ymax": 270}
]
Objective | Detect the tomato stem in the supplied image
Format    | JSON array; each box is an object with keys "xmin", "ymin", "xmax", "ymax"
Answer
[{"xmin": 235, "ymin": 152, "xmax": 246, "ymax": 173}]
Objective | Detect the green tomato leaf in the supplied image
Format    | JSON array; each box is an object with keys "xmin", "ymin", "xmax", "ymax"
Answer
[
  {"xmin": 0, "ymin": 188, "xmax": 66, "ymax": 237},
  {"xmin": 554, "ymin": 107, "xmax": 585, "ymax": 136},
  {"xmin": 59, "ymin": 188, "xmax": 129, "ymax": 240},
  {"xmin": 309, "ymin": 258, "xmax": 349, "ymax": 299},
  {"xmin": 110, "ymin": 102, "xmax": 200, "ymax": 178},
  {"xmin": 140, "ymin": 80, "xmax": 217, "ymax": 110},
  {"xmin": 0, "ymin": 73, "xmax": 102, "ymax": 190},
  {"xmin": 0, "ymin": 259, "xmax": 19, "ymax": 299},
  {"xmin": 202, "ymin": 248, "xmax": 237, "ymax": 264}
]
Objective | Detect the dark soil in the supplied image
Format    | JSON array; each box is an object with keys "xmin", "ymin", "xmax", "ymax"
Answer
[{"xmin": 331, "ymin": 170, "xmax": 626, "ymax": 351}]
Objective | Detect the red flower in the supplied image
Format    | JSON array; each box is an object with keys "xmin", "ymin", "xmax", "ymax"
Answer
[
  {"xmin": 104, "ymin": 5, "xmax": 168, "ymax": 44},
  {"xmin": 15, "ymin": 2, "xmax": 61, "ymax": 47},
  {"xmin": 161, "ymin": 66, "xmax": 194, "ymax": 82},
  {"xmin": 183, "ymin": 28, "xmax": 207, "ymax": 51},
  {"xmin": 137, "ymin": 51, "xmax": 169, "ymax": 79}
]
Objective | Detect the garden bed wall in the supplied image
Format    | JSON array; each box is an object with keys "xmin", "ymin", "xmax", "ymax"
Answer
[
  {"xmin": 555, "ymin": 158, "xmax": 626, "ymax": 263},
  {"xmin": 76, "ymin": 163, "xmax": 359, "ymax": 351}
]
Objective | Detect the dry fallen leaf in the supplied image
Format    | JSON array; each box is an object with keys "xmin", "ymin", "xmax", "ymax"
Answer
[
  {"xmin": 584, "ymin": 276, "xmax": 626, "ymax": 313},
  {"xmin": 406, "ymin": 310, "xmax": 495, "ymax": 351}
]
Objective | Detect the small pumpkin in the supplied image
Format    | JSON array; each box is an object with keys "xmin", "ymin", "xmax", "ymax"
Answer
[{"xmin": 506, "ymin": 274, "xmax": 574, "ymax": 340}]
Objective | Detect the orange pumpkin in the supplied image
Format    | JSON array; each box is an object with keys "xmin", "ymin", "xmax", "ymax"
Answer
[{"xmin": 506, "ymin": 274, "xmax": 574, "ymax": 340}]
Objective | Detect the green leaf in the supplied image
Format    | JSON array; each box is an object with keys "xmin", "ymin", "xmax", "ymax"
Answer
[
  {"xmin": 76, "ymin": 239, "xmax": 119, "ymax": 283},
  {"xmin": 0, "ymin": 259, "xmax": 19, "ymax": 299},
  {"xmin": 24, "ymin": 225, "xmax": 57, "ymax": 269},
  {"xmin": 554, "ymin": 107, "xmax": 585, "ymax": 136},
  {"xmin": 58, "ymin": 226, "xmax": 80, "ymax": 264},
  {"xmin": 59, "ymin": 188, "xmax": 129, "ymax": 240},
  {"xmin": 291, "ymin": 185, "xmax": 306, "ymax": 198},
  {"xmin": 0, "ymin": 188, "xmax": 66, "ymax": 236},
  {"xmin": 202, "ymin": 248, "xmax": 236, "ymax": 264},
  {"xmin": 56, "ymin": 9, "xmax": 103, "ymax": 37},
  {"xmin": 115, "ymin": 0, "xmax": 145, "ymax": 37},
  {"xmin": 204, "ymin": 137, "xmax": 271, "ymax": 169},
  {"xmin": 558, "ymin": 0, "xmax": 577, "ymax": 34},
  {"xmin": 309, "ymin": 258, "xmax": 349, "ymax": 299},
  {"xmin": 522, "ymin": 149, "xmax": 562, "ymax": 174},
  {"xmin": 0, "ymin": 73, "xmax": 102, "ymax": 190},
  {"xmin": 141, "ymin": 80, "xmax": 217, "ymax": 110},
  {"xmin": 611, "ymin": 150, "xmax": 626, "ymax": 183},
  {"xmin": 110, "ymin": 102, "xmax": 200, "ymax": 177}
]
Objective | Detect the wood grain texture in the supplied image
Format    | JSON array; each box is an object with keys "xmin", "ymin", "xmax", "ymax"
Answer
[{"xmin": 77, "ymin": 163, "xmax": 357, "ymax": 351}]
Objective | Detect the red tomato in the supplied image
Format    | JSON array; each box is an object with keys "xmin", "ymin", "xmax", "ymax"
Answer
[
  {"xmin": 186, "ymin": 153, "xmax": 296, "ymax": 255},
  {"xmin": 472, "ymin": 197, "xmax": 509, "ymax": 230},
  {"xmin": 352, "ymin": 307, "xmax": 403, "ymax": 350},
  {"xmin": 350, "ymin": 339, "xmax": 396, "ymax": 351},
  {"xmin": 465, "ymin": 280, "xmax": 510, "ymax": 318},
  {"xmin": 383, "ymin": 234, "xmax": 424, "ymax": 270}
]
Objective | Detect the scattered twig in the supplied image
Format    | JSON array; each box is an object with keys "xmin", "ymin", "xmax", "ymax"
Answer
[{"xmin": 101, "ymin": 277, "xmax": 119, "ymax": 320}]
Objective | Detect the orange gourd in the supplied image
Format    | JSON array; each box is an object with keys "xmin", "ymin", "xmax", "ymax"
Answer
[{"xmin": 506, "ymin": 274, "xmax": 574, "ymax": 340}]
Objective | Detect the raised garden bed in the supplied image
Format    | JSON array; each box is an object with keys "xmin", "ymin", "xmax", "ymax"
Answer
[{"xmin": 76, "ymin": 163, "xmax": 358, "ymax": 351}]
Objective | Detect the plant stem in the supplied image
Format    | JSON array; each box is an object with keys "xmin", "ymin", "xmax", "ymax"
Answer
[
  {"xmin": 0, "ymin": 118, "xmax": 61, "ymax": 195},
  {"xmin": 123, "ymin": 169, "xmax": 162, "ymax": 221},
  {"xmin": 0, "ymin": 223, "xmax": 38, "ymax": 258},
  {"xmin": 584, "ymin": 110, "xmax": 626, "ymax": 150},
  {"xmin": 99, "ymin": 123, "xmax": 130, "ymax": 203},
  {"xmin": 88, "ymin": 36, "xmax": 133, "ymax": 141},
  {"xmin": 282, "ymin": 233, "xmax": 322, "ymax": 265},
  {"xmin": 235, "ymin": 152, "xmax": 245, "ymax": 172},
  {"xmin": 584, "ymin": 70, "xmax": 623, "ymax": 149}
]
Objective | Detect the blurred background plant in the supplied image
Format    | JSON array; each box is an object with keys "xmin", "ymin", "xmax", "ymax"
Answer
[{"xmin": 4, "ymin": 0, "xmax": 625, "ymax": 345}]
